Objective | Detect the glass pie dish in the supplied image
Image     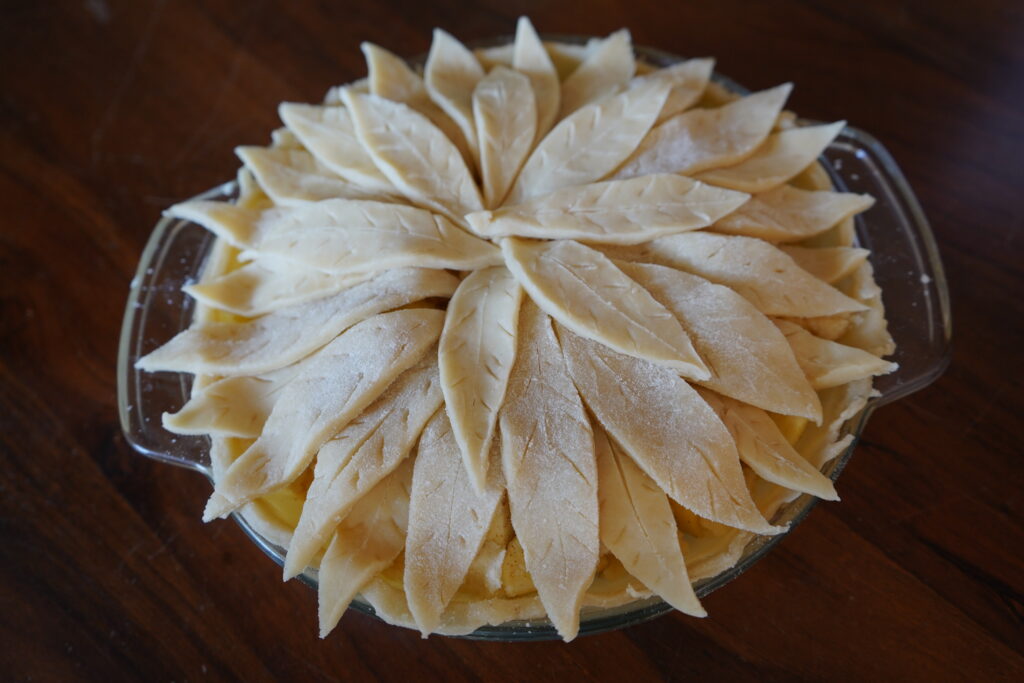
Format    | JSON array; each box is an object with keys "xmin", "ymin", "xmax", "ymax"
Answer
[{"xmin": 117, "ymin": 40, "xmax": 952, "ymax": 641}]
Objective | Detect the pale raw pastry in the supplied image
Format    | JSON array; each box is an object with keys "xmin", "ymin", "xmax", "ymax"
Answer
[
  {"xmin": 466, "ymin": 175, "xmax": 748, "ymax": 244},
  {"xmin": 138, "ymin": 23, "xmax": 897, "ymax": 642},
  {"xmin": 713, "ymin": 184, "xmax": 875, "ymax": 243},
  {"xmin": 557, "ymin": 29, "xmax": 635, "ymax": 119},
  {"xmin": 502, "ymin": 238, "xmax": 709, "ymax": 378},
  {"xmin": 695, "ymin": 121, "xmax": 845, "ymax": 193},
  {"xmin": 613, "ymin": 84, "xmax": 792, "ymax": 179}
]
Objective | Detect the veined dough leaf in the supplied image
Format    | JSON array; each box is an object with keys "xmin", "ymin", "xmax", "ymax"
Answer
[
  {"xmin": 612, "ymin": 84, "xmax": 792, "ymax": 179},
  {"xmin": 342, "ymin": 91, "xmax": 484, "ymax": 221},
  {"xmin": 698, "ymin": 389, "xmax": 838, "ymax": 501},
  {"xmin": 512, "ymin": 16, "xmax": 560, "ymax": 140},
  {"xmin": 780, "ymin": 245, "xmax": 870, "ymax": 284},
  {"xmin": 609, "ymin": 232, "xmax": 868, "ymax": 317},
  {"xmin": 557, "ymin": 29, "xmax": 634, "ymax": 120},
  {"xmin": 501, "ymin": 238, "xmax": 708, "ymax": 378},
  {"xmin": 774, "ymin": 319, "xmax": 896, "ymax": 390},
  {"xmin": 620, "ymin": 262, "xmax": 821, "ymax": 422},
  {"xmin": 278, "ymin": 103, "xmax": 395, "ymax": 194},
  {"xmin": 209, "ymin": 309, "xmax": 443, "ymax": 519},
  {"xmin": 362, "ymin": 42, "xmax": 474, "ymax": 163},
  {"xmin": 165, "ymin": 201, "xmax": 262, "ymax": 249},
  {"xmin": 317, "ymin": 455, "xmax": 414, "ymax": 638},
  {"xmin": 184, "ymin": 258, "xmax": 371, "ymax": 317},
  {"xmin": 635, "ymin": 58, "xmax": 715, "ymax": 124},
  {"xmin": 594, "ymin": 427, "xmax": 705, "ymax": 616},
  {"xmin": 253, "ymin": 199, "xmax": 500, "ymax": 274},
  {"xmin": 696, "ymin": 121, "xmax": 845, "ymax": 193},
  {"xmin": 236, "ymin": 147, "xmax": 388, "ymax": 206},
  {"xmin": 506, "ymin": 78, "xmax": 671, "ymax": 203},
  {"xmin": 557, "ymin": 326, "xmax": 781, "ymax": 535},
  {"xmin": 404, "ymin": 409, "xmax": 504, "ymax": 635},
  {"xmin": 137, "ymin": 267, "xmax": 457, "ymax": 376},
  {"xmin": 467, "ymin": 175, "xmax": 748, "ymax": 244},
  {"xmin": 439, "ymin": 266, "xmax": 523, "ymax": 493},
  {"xmin": 712, "ymin": 184, "xmax": 875, "ymax": 243},
  {"xmin": 499, "ymin": 302, "xmax": 599, "ymax": 641},
  {"xmin": 424, "ymin": 29, "xmax": 485, "ymax": 161},
  {"xmin": 284, "ymin": 354, "xmax": 443, "ymax": 579},
  {"xmin": 473, "ymin": 67, "xmax": 537, "ymax": 209}
]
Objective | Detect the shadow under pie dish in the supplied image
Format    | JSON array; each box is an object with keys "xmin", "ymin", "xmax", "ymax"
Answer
[{"xmin": 118, "ymin": 20, "xmax": 952, "ymax": 641}]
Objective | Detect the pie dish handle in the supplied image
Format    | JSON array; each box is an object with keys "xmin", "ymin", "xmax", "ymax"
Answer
[
  {"xmin": 116, "ymin": 182, "xmax": 238, "ymax": 475},
  {"xmin": 827, "ymin": 126, "xmax": 952, "ymax": 408}
]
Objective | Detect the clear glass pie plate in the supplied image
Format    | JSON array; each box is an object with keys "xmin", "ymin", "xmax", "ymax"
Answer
[{"xmin": 117, "ymin": 42, "xmax": 952, "ymax": 641}]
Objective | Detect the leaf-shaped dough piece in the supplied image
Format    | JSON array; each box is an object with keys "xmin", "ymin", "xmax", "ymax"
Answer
[
  {"xmin": 499, "ymin": 302, "xmax": 598, "ymax": 641},
  {"xmin": 611, "ymin": 232, "xmax": 867, "ymax": 317},
  {"xmin": 424, "ymin": 29, "xmax": 485, "ymax": 161},
  {"xmin": 779, "ymin": 246, "xmax": 870, "ymax": 284},
  {"xmin": 473, "ymin": 67, "xmax": 537, "ymax": 209},
  {"xmin": 507, "ymin": 78, "xmax": 671, "ymax": 203},
  {"xmin": 184, "ymin": 259, "xmax": 370, "ymax": 317},
  {"xmin": 284, "ymin": 354, "xmax": 443, "ymax": 578},
  {"xmin": 636, "ymin": 58, "xmax": 715, "ymax": 124},
  {"xmin": 137, "ymin": 268, "xmax": 458, "ymax": 376},
  {"xmin": 595, "ymin": 427, "xmax": 705, "ymax": 616},
  {"xmin": 512, "ymin": 16, "xmax": 560, "ymax": 140},
  {"xmin": 439, "ymin": 266, "xmax": 523, "ymax": 493},
  {"xmin": 210, "ymin": 309, "xmax": 443, "ymax": 519},
  {"xmin": 699, "ymin": 389, "xmax": 838, "ymax": 501},
  {"xmin": 558, "ymin": 326, "xmax": 781, "ymax": 535},
  {"xmin": 404, "ymin": 409, "xmax": 504, "ymax": 635},
  {"xmin": 696, "ymin": 122, "xmax": 845, "ymax": 193},
  {"xmin": 621, "ymin": 262, "xmax": 821, "ymax": 422},
  {"xmin": 362, "ymin": 42, "xmax": 474, "ymax": 165},
  {"xmin": 254, "ymin": 199, "xmax": 499, "ymax": 274},
  {"xmin": 342, "ymin": 91, "xmax": 484, "ymax": 220},
  {"xmin": 613, "ymin": 84, "xmax": 792, "ymax": 179},
  {"xmin": 557, "ymin": 29, "xmax": 634, "ymax": 119},
  {"xmin": 502, "ymin": 238, "xmax": 708, "ymax": 378},
  {"xmin": 713, "ymin": 184, "xmax": 874, "ymax": 243},
  {"xmin": 774, "ymin": 319, "xmax": 896, "ymax": 390},
  {"xmin": 165, "ymin": 201, "xmax": 261, "ymax": 248},
  {"xmin": 278, "ymin": 103, "xmax": 395, "ymax": 194},
  {"xmin": 467, "ymin": 175, "xmax": 748, "ymax": 244},
  {"xmin": 317, "ymin": 455, "xmax": 414, "ymax": 638},
  {"xmin": 236, "ymin": 146, "xmax": 389, "ymax": 206}
]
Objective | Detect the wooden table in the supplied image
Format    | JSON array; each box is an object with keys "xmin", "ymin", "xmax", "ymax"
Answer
[{"xmin": 2, "ymin": 1, "xmax": 1021, "ymax": 680}]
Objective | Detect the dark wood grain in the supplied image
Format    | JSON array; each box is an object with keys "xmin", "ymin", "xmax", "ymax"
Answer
[{"xmin": 2, "ymin": 1, "xmax": 1022, "ymax": 680}]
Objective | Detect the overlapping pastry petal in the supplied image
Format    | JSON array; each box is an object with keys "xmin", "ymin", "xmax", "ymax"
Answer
[
  {"xmin": 595, "ymin": 427, "xmax": 705, "ymax": 616},
  {"xmin": 473, "ymin": 67, "xmax": 537, "ymax": 209},
  {"xmin": 499, "ymin": 302, "xmax": 599, "ymax": 641},
  {"xmin": 780, "ymin": 245, "xmax": 869, "ymax": 284},
  {"xmin": 512, "ymin": 16, "xmax": 560, "ymax": 140},
  {"xmin": 696, "ymin": 121, "xmax": 845, "ymax": 193},
  {"xmin": 439, "ymin": 266, "xmax": 523, "ymax": 493},
  {"xmin": 236, "ymin": 146, "xmax": 392, "ymax": 206},
  {"xmin": 317, "ymin": 456, "xmax": 415, "ymax": 638},
  {"xmin": 502, "ymin": 238, "xmax": 708, "ymax": 378},
  {"xmin": 467, "ymin": 175, "xmax": 748, "ymax": 244},
  {"xmin": 609, "ymin": 232, "xmax": 867, "ymax": 317},
  {"xmin": 556, "ymin": 29, "xmax": 634, "ymax": 119},
  {"xmin": 424, "ymin": 29, "xmax": 485, "ymax": 160},
  {"xmin": 284, "ymin": 352, "xmax": 443, "ymax": 578},
  {"xmin": 507, "ymin": 78, "xmax": 671, "ymax": 203},
  {"xmin": 613, "ymin": 84, "xmax": 792, "ymax": 178},
  {"xmin": 713, "ymin": 185, "xmax": 874, "ymax": 243},
  {"xmin": 620, "ymin": 262, "xmax": 821, "ymax": 421},
  {"xmin": 558, "ymin": 326, "xmax": 781, "ymax": 535},
  {"xmin": 278, "ymin": 103, "xmax": 395, "ymax": 194},
  {"xmin": 635, "ymin": 58, "xmax": 714, "ymax": 124},
  {"xmin": 252, "ymin": 199, "xmax": 500, "ymax": 274},
  {"xmin": 404, "ymin": 410, "xmax": 505, "ymax": 636},
  {"xmin": 207, "ymin": 309, "xmax": 443, "ymax": 518},
  {"xmin": 137, "ymin": 268, "xmax": 458, "ymax": 376},
  {"xmin": 774, "ymin": 319, "xmax": 896, "ymax": 389},
  {"xmin": 165, "ymin": 200, "xmax": 262, "ymax": 249},
  {"xmin": 699, "ymin": 389, "xmax": 838, "ymax": 501}
]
